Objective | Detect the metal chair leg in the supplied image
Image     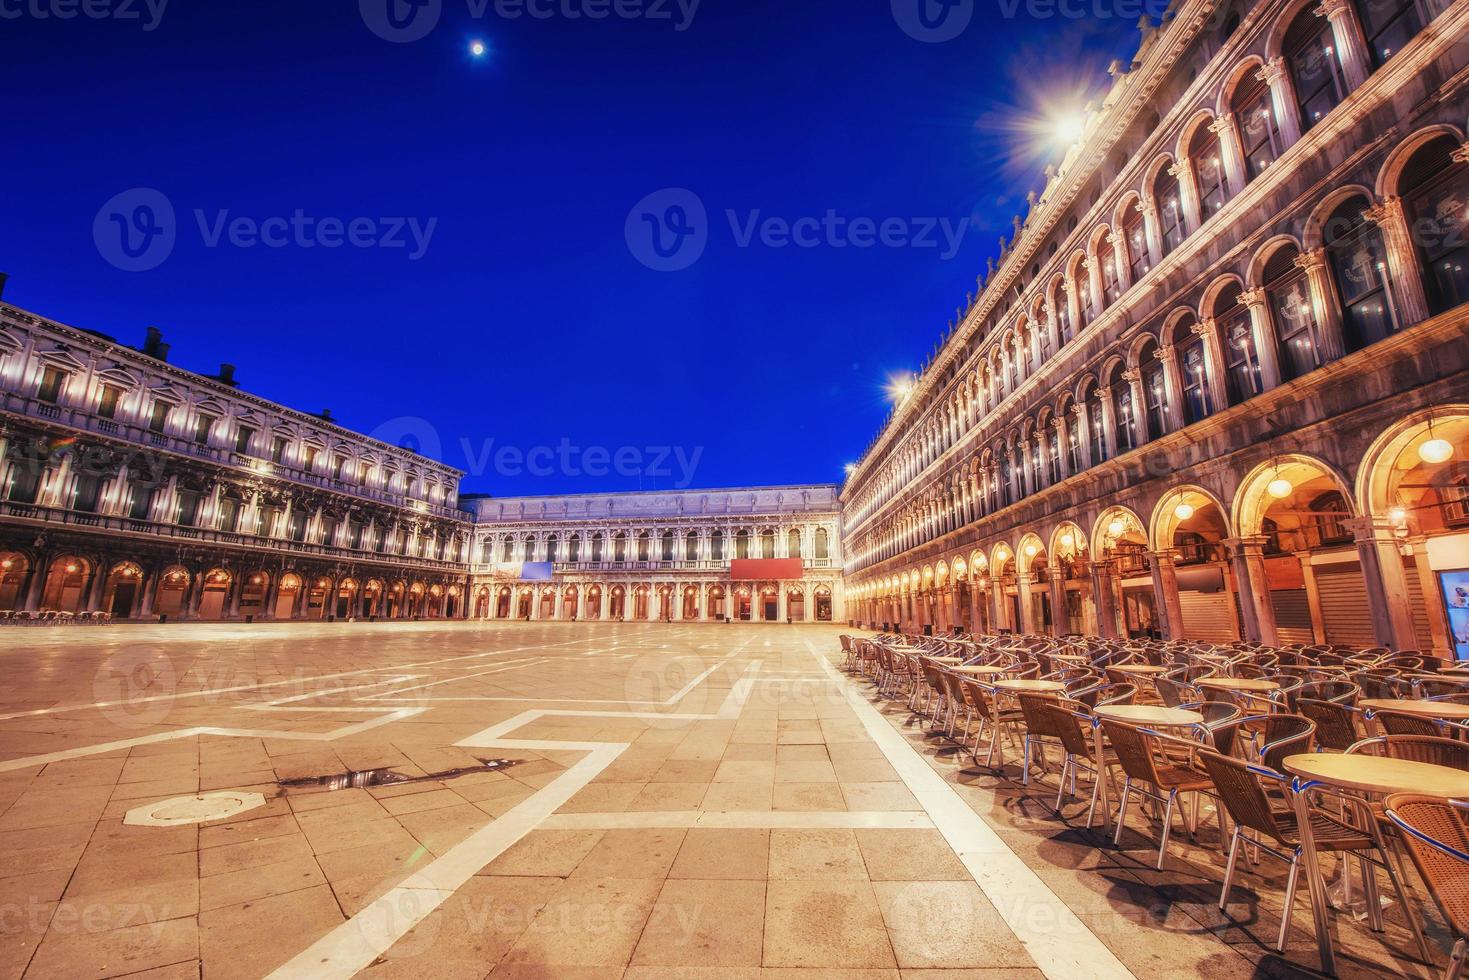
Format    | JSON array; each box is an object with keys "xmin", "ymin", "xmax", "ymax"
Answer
[
  {"xmin": 1219, "ymin": 827, "xmax": 1242, "ymax": 910},
  {"xmin": 1279, "ymin": 856, "xmax": 1301, "ymax": 952},
  {"xmin": 1113, "ymin": 780, "xmax": 1132, "ymax": 847}
]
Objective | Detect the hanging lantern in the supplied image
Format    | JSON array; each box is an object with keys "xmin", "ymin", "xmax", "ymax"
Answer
[
  {"xmin": 1267, "ymin": 477, "xmax": 1293, "ymax": 499},
  {"xmin": 1174, "ymin": 502, "xmax": 1195, "ymax": 520},
  {"xmin": 1419, "ymin": 437, "xmax": 1453, "ymax": 465},
  {"xmin": 1107, "ymin": 518, "xmax": 1126, "ymax": 537},
  {"xmin": 1059, "ymin": 531, "xmax": 1075, "ymax": 549}
]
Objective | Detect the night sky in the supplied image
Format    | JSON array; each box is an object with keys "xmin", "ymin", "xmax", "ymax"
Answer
[{"xmin": 4, "ymin": 0, "xmax": 1142, "ymax": 496}]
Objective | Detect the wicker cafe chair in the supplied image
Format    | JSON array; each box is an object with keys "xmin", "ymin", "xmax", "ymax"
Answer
[
  {"xmin": 961, "ymin": 677, "xmax": 1021, "ymax": 769},
  {"xmin": 1017, "ymin": 691, "xmax": 1069, "ymax": 786},
  {"xmin": 1200, "ymin": 751, "xmax": 1422, "ymax": 954},
  {"xmin": 1102, "ymin": 720, "xmax": 1215, "ymax": 869},
  {"xmin": 1375, "ymin": 709, "xmax": 1447, "ymax": 738},
  {"xmin": 1038, "ymin": 698, "xmax": 1117, "ymax": 828},
  {"xmin": 1297, "ymin": 698, "xmax": 1362, "ymax": 752},
  {"xmin": 1348, "ymin": 734, "xmax": 1469, "ymax": 770},
  {"xmin": 1385, "ymin": 795, "xmax": 1469, "ymax": 980}
]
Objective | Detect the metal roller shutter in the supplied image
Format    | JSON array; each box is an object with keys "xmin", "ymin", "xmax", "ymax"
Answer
[
  {"xmin": 1271, "ymin": 589, "xmax": 1315, "ymax": 646},
  {"xmin": 1178, "ymin": 591, "xmax": 1239, "ymax": 643},
  {"xmin": 1403, "ymin": 558, "xmax": 1435, "ymax": 653},
  {"xmin": 1315, "ymin": 565, "xmax": 1377, "ymax": 649}
]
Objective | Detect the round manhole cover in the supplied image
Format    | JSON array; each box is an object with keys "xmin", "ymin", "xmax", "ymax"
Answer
[{"xmin": 125, "ymin": 791, "xmax": 266, "ymax": 827}]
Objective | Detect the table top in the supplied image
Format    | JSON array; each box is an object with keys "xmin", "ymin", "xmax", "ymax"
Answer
[
  {"xmin": 1094, "ymin": 705, "xmax": 1204, "ymax": 727},
  {"xmin": 1283, "ymin": 753, "xmax": 1469, "ymax": 797},
  {"xmin": 930, "ymin": 656, "xmax": 965, "ymax": 665},
  {"xmin": 950, "ymin": 665, "xmax": 1006, "ymax": 675},
  {"xmin": 1360, "ymin": 698, "xmax": 1469, "ymax": 721},
  {"xmin": 992, "ymin": 679, "xmax": 1066, "ymax": 693},
  {"xmin": 1197, "ymin": 677, "xmax": 1280, "ymax": 692},
  {"xmin": 1113, "ymin": 664, "xmax": 1169, "ymax": 675},
  {"xmin": 1418, "ymin": 673, "xmax": 1469, "ymax": 686}
]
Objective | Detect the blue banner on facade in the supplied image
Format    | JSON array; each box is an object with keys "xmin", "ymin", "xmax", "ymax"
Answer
[{"xmin": 519, "ymin": 562, "xmax": 554, "ymax": 581}]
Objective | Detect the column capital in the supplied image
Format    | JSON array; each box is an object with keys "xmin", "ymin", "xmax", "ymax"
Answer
[
  {"xmin": 1148, "ymin": 548, "xmax": 1181, "ymax": 566},
  {"xmin": 1239, "ymin": 286, "xmax": 1269, "ymax": 309},
  {"xmin": 1166, "ymin": 160, "xmax": 1188, "ymax": 180},
  {"xmin": 1293, "ymin": 246, "xmax": 1328, "ymax": 272},
  {"xmin": 1223, "ymin": 535, "xmax": 1271, "ymax": 555},
  {"xmin": 1316, "ymin": 0, "xmax": 1353, "ymax": 19},
  {"xmin": 1121, "ymin": 368, "xmax": 1142, "ymax": 384},
  {"xmin": 1452, "ymin": 142, "xmax": 1469, "ymax": 166},
  {"xmin": 1343, "ymin": 514, "xmax": 1402, "ymax": 541},
  {"xmin": 1135, "ymin": 198, "xmax": 1157, "ymax": 218},
  {"xmin": 1362, "ymin": 195, "xmax": 1404, "ymax": 225},
  {"xmin": 1258, "ymin": 56, "xmax": 1288, "ymax": 86},
  {"xmin": 1207, "ymin": 112, "xmax": 1235, "ymax": 135},
  {"xmin": 1061, "ymin": 277, "xmax": 1076, "ymax": 295},
  {"xmin": 1094, "ymin": 384, "xmax": 1113, "ymax": 401},
  {"xmin": 1153, "ymin": 343, "xmax": 1175, "ymax": 361},
  {"xmin": 1191, "ymin": 317, "xmax": 1218, "ymax": 340}
]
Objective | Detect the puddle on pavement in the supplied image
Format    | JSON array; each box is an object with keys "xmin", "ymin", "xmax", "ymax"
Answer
[{"xmin": 278, "ymin": 758, "xmax": 520, "ymax": 794}]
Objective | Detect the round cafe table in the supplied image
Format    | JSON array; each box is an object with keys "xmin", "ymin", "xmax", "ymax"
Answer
[
  {"xmin": 1112, "ymin": 664, "xmax": 1169, "ymax": 676},
  {"xmin": 930, "ymin": 656, "xmax": 965, "ymax": 665},
  {"xmin": 950, "ymin": 665, "xmax": 1006, "ymax": 676},
  {"xmin": 1281, "ymin": 751, "xmax": 1469, "ymax": 975},
  {"xmin": 1359, "ymin": 698, "xmax": 1469, "ymax": 722},
  {"xmin": 1197, "ymin": 677, "xmax": 1279, "ymax": 693},
  {"xmin": 992, "ymin": 679, "xmax": 1066, "ymax": 694},
  {"xmin": 1093, "ymin": 705, "xmax": 1203, "ymax": 728}
]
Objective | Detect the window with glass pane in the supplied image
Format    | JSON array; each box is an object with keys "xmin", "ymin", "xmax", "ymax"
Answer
[
  {"xmin": 1124, "ymin": 208, "xmax": 1149, "ymax": 282},
  {"xmin": 638, "ymin": 533, "xmax": 651, "ymax": 561},
  {"xmin": 1355, "ymin": 0, "xmax": 1423, "ymax": 67},
  {"xmin": 149, "ymin": 401, "xmax": 171, "ymax": 433},
  {"xmin": 711, "ymin": 532, "xmax": 723, "ymax": 560},
  {"xmin": 98, "ymin": 384, "xmax": 121, "ymax": 419},
  {"xmin": 1000, "ymin": 453, "xmax": 1014, "ymax": 506},
  {"xmin": 523, "ymin": 538, "xmax": 535, "ymax": 561},
  {"xmin": 1191, "ymin": 126, "xmax": 1228, "ymax": 216},
  {"xmin": 1232, "ymin": 77, "xmax": 1280, "ymax": 180},
  {"xmin": 1099, "ymin": 239, "xmax": 1120, "ymax": 305},
  {"xmin": 1113, "ymin": 383, "xmax": 1137, "ymax": 451},
  {"xmin": 662, "ymin": 532, "xmax": 674, "ymax": 561},
  {"xmin": 1264, "ymin": 247, "xmax": 1322, "ymax": 380},
  {"xmin": 1402, "ymin": 137, "xmax": 1469, "ymax": 315},
  {"xmin": 1067, "ymin": 415, "xmax": 1083, "ymax": 472},
  {"xmin": 1179, "ymin": 336, "xmax": 1212, "ymax": 423},
  {"xmin": 1141, "ymin": 348, "xmax": 1168, "ymax": 437},
  {"xmin": 1055, "ymin": 285, "xmax": 1074, "ymax": 342},
  {"xmin": 1030, "ymin": 440, "xmax": 1044, "ymax": 490},
  {"xmin": 501, "ymin": 538, "xmax": 513, "ymax": 562},
  {"xmin": 1286, "ymin": 10, "xmax": 1345, "ymax": 130},
  {"xmin": 1079, "ymin": 273, "xmax": 1096, "ymax": 325},
  {"xmin": 1325, "ymin": 196, "xmax": 1397, "ymax": 349},
  {"xmin": 1222, "ymin": 314, "xmax": 1261, "ymax": 403},
  {"xmin": 1154, "ymin": 169, "xmax": 1185, "ymax": 254},
  {"xmin": 1048, "ymin": 432, "xmax": 1063, "ymax": 483},
  {"xmin": 1086, "ymin": 389, "xmax": 1109, "ymax": 463},
  {"xmin": 688, "ymin": 533, "xmax": 700, "ymax": 560}
]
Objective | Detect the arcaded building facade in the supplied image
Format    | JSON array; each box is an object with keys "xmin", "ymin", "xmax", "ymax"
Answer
[
  {"xmin": 842, "ymin": 0, "xmax": 1469, "ymax": 658},
  {"xmin": 462, "ymin": 487, "xmax": 844, "ymax": 622},
  {"xmin": 0, "ymin": 304, "xmax": 474, "ymax": 621}
]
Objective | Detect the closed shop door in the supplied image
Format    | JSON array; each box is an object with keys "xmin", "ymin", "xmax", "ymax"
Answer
[
  {"xmin": 1178, "ymin": 591, "xmax": 1239, "ymax": 643},
  {"xmin": 1315, "ymin": 564, "xmax": 1377, "ymax": 648},
  {"xmin": 1271, "ymin": 588, "xmax": 1314, "ymax": 645},
  {"xmin": 1403, "ymin": 557, "xmax": 1435, "ymax": 652}
]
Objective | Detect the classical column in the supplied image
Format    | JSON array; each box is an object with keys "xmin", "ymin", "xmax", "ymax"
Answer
[
  {"xmin": 1406, "ymin": 537, "xmax": 1451, "ymax": 656},
  {"xmin": 1122, "ymin": 368, "xmax": 1150, "ymax": 444},
  {"xmin": 969, "ymin": 579, "xmax": 983, "ymax": 635},
  {"xmin": 1192, "ymin": 319, "xmax": 1231, "ymax": 414},
  {"xmin": 1169, "ymin": 160, "xmax": 1203, "ymax": 233},
  {"xmin": 1083, "ymin": 254, "xmax": 1104, "ymax": 320},
  {"xmin": 1071, "ymin": 402, "xmax": 1093, "ymax": 471},
  {"xmin": 1061, "ymin": 277, "xmax": 1082, "ymax": 339},
  {"xmin": 1363, "ymin": 196, "xmax": 1431, "ymax": 327},
  {"xmin": 1240, "ymin": 287, "xmax": 1284, "ymax": 391},
  {"xmin": 1051, "ymin": 419, "xmax": 1070, "ymax": 480},
  {"xmin": 1090, "ymin": 560, "xmax": 1120, "ymax": 639},
  {"xmin": 1109, "ymin": 232, "xmax": 1133, "ymax": 293},
  {"xmin": 1210, "ymin": 113, "xmax": 1247, "ymax": 198},
  {"xmin": 1347, "ymin": 516, "xmax": 1418, "ymax": 651},
  {"xmin": 1155, "ymin": 344, "xmax": 1188, "ymax": 433},
  {"xmin": 1095, "ymin": 385, "xmax": 1119, "ymax": 461},
  {"xmin": 1297, "ymin": 552, "xmax": 1329, "ymax": 644},
  {"xmin": 1294, "ymin": 247, "xmax": 1346, "ymax": 362},
  {"xmin": 1016, "ymin": 575, "xmax": 1035, "ymax": 635},
  {"xmin": 1137, "ymin": 199, "xmax": 1164, "ymax": 270},
  {"xmin": 1259, "ymin": 57, "xmax": 1302, "ymax": 147},
  {"xmin": 1318, "ymin": 0, "xmax": 1370, "ymax": 91},
  {"xmin": 600, "ymin": 585, "xmax": 611, "ymax": 620},
  {"xmin": 1226, "ymin": 536, "xmax": 1278, "ymax": 645},
  {"xmin": 1049, "ymin": 569, "xmax": 1068, "ymax": 637},
  {"xmin": 1148, "ymin": 550, "xmax": 1186, "ymax": 641}
]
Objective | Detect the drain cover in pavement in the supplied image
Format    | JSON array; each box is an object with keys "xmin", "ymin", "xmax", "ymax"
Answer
[{"xmin": 124, "ymin": 791, "xmax": 266, "ymax": 827}]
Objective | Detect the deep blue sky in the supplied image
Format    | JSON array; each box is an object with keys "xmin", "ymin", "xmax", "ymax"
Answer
[{"xmin": 4, "ymin": 0, "xmax": 1140, "ymax": 496}]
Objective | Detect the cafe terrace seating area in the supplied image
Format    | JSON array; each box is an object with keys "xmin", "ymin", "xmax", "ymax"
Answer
[{"xmin": 842, "ymin": 631, "xmax": 1469, "ymax": 978}]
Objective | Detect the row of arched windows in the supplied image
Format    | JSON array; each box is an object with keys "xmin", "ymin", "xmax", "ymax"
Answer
[{"xmin": 487, "ymin": 526, "xmax": 833, "ymax": 564}]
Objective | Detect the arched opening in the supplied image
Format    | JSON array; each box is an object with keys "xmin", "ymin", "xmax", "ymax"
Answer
[
  {"xmin": 537, "ymin": 586, "xmax": 555, "ymax": 620},
  {"xmin": 813, "ymin": 586, "xmax": 833, "ymax": 622},
  {"xmin": 1152, "ymin": 487, "xmax": 1241, "ymax": 642},
  {"xmin": 991, "ymin": 543, "xmax": 1019, "ymax": 633},
  {"xmin": 682, "ymin": 585, "xmax": 699, "ymax": 620},
  {"xmin": 102, "ymin": 561, "xmax": 145, "ymax": 618},
  {"xmin": 1231, "ymin": 64, "xmax": 1282, "ymax": 181},
  {"xmin": 785, "ymin": 586, "xmax": 803, "ymax": 622},
  {"xmin": 363, "ymin": 579, "xmax": 384, "ymax": 618},
  {"xmin": 156, "ymin": 566, "xmax": 191, "ymax": 618},
  {"xmin": 1096, "ymin": 508, "xmax": 1153, "ymax": 637},
  {"xmin": 1262, "ymin": 242, "xmax": 1322, "ymax": 381},
  {"xmin": 707, "ymin": 585, "xmax": 726, "ymax": 621},
  {"xmin": 39, "ymin": 556, "xmax": 90, "ymax": 614},
  {"xmin": 1019, "ymin": 534, "xmax": 1052, "ymax": 635},
  {"xmin": 1213, "ymin": 281, "xmax": 1263, "ymax": 405},
  {"xmin": 1284, "ymin": 4, "xmax": 1346, "ymax": 130},
  {"xmin": 1236, "ymin": 456, "xmax": 1367, "ymax": 646},
  {"xmin": 198, "ymin": 569, "xmax": 232, "ymax": 620},
  {"xmin": 0, "ymin": 552, "xmax": 29, "ymax": 611},
  {"xmin": 1358, "ymin": 408, "xmax": 1469, "ymax": 657},
  {"xmin": 1354, "ymin": 0, "xmax": 1424, "ymax": 68},
  {"xmin": 1152, "ymin": 163, "xmax": 1186, "ymax": 255},
  {"xmin": 335, "ymin": 578, "xmax": 359, "ymax": 619},
  {"xmin": 1190, "ymin": 119, "xmax": 1229, "ymax": 217},
  {"xmin": 474, "ymin": 585, "xmax": 491, "ymax": 619},
  {"xmin": 276, "ymin": 573, "xmax": 302, "ymax": 619},
  {"xmin": 1398, "ymin": 135, "xmax": 1469, "ymax": 315},
  {"xmin": 609, "ymin": 585, "xmax": 625, "ymax": 620},
  {"xmin": 1324, "ymin": 194, "xmax": 1398, "ymax": 349},
  {"xmin": 1050, "ymin": 523, "xmax": 1089, "ymax": 635},
  {"xmin": 1173, "ymin": 314, "xmax": 1214, "ymax": 425},
  {"xmin": 563, "ymin": 585, "xmax": 579, "ymax": 620},
  {"xmin": 814, "ymin": 527, "xmax": 830, "ymax": 560},
  {"xmin": 495, "ymin": 586, "xmax": 512, "ymax": 619}
]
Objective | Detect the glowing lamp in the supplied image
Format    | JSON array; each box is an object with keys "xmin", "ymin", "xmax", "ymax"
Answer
[
  {"xmin": 1059, "ymin": 532, "xmax": 1075, "ymax": 549},
  {"xmin": 1267, "ymin": 477, "xmax": 1293, "ymax": 499},
  {"xmin": 1, "ymin": 559, "xmax": 11, "ymax": 570},
  {"xmin": 1108, "ymin": 518, "xmax": 1125, "ymax": 537},
  {"xmin": 995, "ymin": 546, "xmax": 1009, "ymax": 561},
  {"xmin": 65, "ymin": 563, "xmax": 78, "ymax": 574},
  {"xmin": 1174, "ymin": 502, "xmax": 1195, "ymax": 521},
  {"xmin": 470, "ymin": 41, "xmax": 486, "ymax": 57},
  {"xmin": 1419, "ymin": 438, "xmax": 1454, "ymax": 465},
  {"xmin": 1024, "ymin": 544, "xmax": 1038, "ymax": 557},
  {"xmin": 1389, "ymin": 506, "xmax": 1408, "ymax": 524}
]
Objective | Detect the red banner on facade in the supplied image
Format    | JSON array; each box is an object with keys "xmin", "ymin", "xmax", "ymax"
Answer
[{"xmin": 728, "ymin": 558, "xmax": 804, "ymax": 580}]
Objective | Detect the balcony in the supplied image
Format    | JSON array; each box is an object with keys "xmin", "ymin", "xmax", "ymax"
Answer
[
  {"xmin": 0, "ymin": 500, "xmax": 466, "ymax": 572},
  {"xmin": 2, "ymin": 392, "xmax": 466, "ymax": 522}
]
